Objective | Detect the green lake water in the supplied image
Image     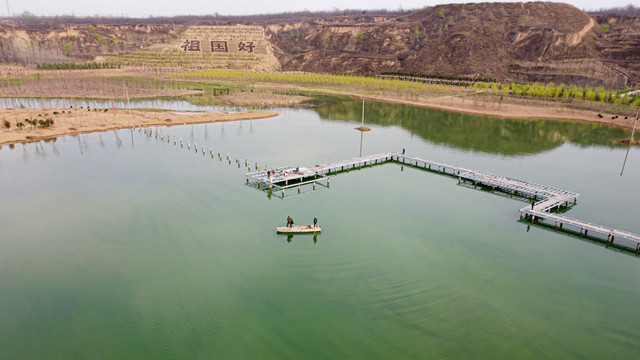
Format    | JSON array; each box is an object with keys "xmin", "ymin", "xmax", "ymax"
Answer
[{"xmin": 1, "ymin": 98, "xmax": 640, "ymax": 359}]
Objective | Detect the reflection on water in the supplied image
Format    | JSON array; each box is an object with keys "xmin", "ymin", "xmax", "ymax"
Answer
[
  {"xmin": 313, "ymin": 98, "xmax": 630, "ymax": 155},
  {"xmin": 1, "ymin": 105, "xmax": 640, "ymax": 359},
  {"xmin": 621, "ymin": 146, "xmax": 631, "ymax": 176},
  {"xmin": 281, "ymin": 233, "xmax": 320, "ymax": 244},
  {"xmin": 2, "ymin": 96, "xmax": 630, "ymax": 156},
  {"xmin": 0, "ymin": 97, "xmax": 239, "ymax": 112}
]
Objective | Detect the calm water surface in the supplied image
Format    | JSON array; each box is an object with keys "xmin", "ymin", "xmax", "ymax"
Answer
[{"xmin": 1, "ymin": 99, "xmax": 639, "ymax": 359}]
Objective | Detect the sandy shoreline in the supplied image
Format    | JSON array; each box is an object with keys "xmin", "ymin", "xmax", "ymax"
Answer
[
  {"xmin": 249, "ymin": 83, "xmax": 639, "ymax": 131},
  {"xmin": 370, "ymin": 94, "xmax": 640, "ymax": 131},
  {"xmin": 0, "ymin": 108, "xmax": 278, "ymax": 146}
]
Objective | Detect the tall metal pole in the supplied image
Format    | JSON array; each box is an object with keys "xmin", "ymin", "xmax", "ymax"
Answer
[{"xmin": 361, "ymin": 97, "xmax": 365, "ymax": 128}]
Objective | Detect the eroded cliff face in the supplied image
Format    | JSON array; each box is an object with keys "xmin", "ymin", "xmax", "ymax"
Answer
[
  {"xmin": 0, "ymin": 22, "xmax": 184, "ymax": 64},
  {"xmin": 268, "ymin": 2, "xmax": 632, "ymax": 87},
  {"xmin": 0, "ymin": 2, "xmax": 637, "ymax": 88}
]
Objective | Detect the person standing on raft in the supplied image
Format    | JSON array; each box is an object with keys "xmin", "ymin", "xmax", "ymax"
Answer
[{"xmin": 287, "ymin": 216, "xmax": 294, "ymax": 228}]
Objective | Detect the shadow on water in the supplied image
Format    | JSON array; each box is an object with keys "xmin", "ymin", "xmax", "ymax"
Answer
[
  {"xmin": 280, "ymin": 233, "xmax": 319, "ymax": 244},
  {"xmin": 312, "ymin": 98, "xmax": 630, "ymax": 155}
]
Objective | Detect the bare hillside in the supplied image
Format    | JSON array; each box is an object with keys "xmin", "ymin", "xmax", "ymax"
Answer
[
  {"xmin": 269, "ymin": 2, "xmax": 630, "ymax": 87},
  {"xmin": 0, "ymin": 2, "xmax": 638, "ymax": 88}
]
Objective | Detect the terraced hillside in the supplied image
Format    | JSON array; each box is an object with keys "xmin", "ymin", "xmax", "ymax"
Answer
[
  {"xmin": 269, "ymin": 2, "xmax": 629, "ymax": 88},
  {"xmin": 103, "ymin": 25, "xmax": 280, "ymax": 71},
  {"xmin": 593, "ymin": 14, "xmax": 640, "ymax": 88},
  {"xmin": 0, "ymin": 2, "xmax": 639, "ymax": 88}
]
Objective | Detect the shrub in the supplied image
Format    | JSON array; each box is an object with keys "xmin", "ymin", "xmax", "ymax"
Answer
[
  {"xmin": 599, "ymin": 24, "xmax": 610, "ymax": 32},
  {"xmin": 2, "ymin": 119, "xmax": 10, "ymax": 129}
]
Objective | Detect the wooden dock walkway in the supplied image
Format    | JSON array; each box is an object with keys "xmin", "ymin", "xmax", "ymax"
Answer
[{"xmin": 246, "ymin": 152, "xmax": 640, "ymax": 253}]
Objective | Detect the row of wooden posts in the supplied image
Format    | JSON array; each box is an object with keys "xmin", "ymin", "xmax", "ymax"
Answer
[{"xmin": 139, "ymin": 126, "xmax": 262, "ymax": 172}]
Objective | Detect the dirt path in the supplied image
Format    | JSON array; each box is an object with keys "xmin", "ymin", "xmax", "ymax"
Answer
[
  {"xmin": 568, "ymin": 16, "xmax": 597, "ymax": 46},
  {"xmin": 0, "ymin": 108, "xmax": 278, "ymax": 146}
]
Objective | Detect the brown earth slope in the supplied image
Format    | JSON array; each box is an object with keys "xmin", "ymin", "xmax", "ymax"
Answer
[
  {"xmin": 0, "ymin": 2, "xmax": 638, "ymax": 88},
  {"xmin": 269, "ymin": 2, "xmax": 629, "ymax": 87}
]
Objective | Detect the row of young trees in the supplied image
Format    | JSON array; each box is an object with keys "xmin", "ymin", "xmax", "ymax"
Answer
[
  {"xmin": 381, "ymin": 71, "xmax": 496, "ymax": 83},
  {"xmin": 471, "ymin": 82, "xmax": 640, "ymax": 106},
  {"xmin": 36, "ymin": 62, "xmax": 120, "ymax": 70}
]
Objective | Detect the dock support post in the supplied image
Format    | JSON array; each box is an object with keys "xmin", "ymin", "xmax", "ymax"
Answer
[
  {"xmin": 246, "ymin": 176, "xmax": 249, "ymax": 184},
  {"xmin": 327, "ymin": 177, "xmax": 330, "ymax": 187},
  {"xmin": 555, "ymin": 221, "xmax": 559, "ymax": 230},
  {"xmin": 298, "ymin": 184, "xmax": 301, "ymax": 194},
  {"xmin": 313, "ymin": 181, "xmax": 316, "ymax": 190},
  {"xmin": 531, "ymin": 215, "xmax": 535, "ymax": 223},
  {"xmin": 458, "ymin": 176, "xmax": 461, "ymax": 184},
  {"xmin": 520, "ymin": 212, "xmax": 524, "ymax": 220},
  {"xmin": 636, "ymin": 243, "xmax": 640, "ymax": 255},
  {"xmin": 282, "ymin": 188, "xmax": 285, "ymax": 197}
]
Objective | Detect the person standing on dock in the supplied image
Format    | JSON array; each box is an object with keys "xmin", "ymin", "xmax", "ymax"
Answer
[
  {"xmin": 313, "ymin": 216, "xmax": 318, "ymax": 228},
  {"xmin": 531, "ymin": 201, "xmax": 535, "ymax": 210}
]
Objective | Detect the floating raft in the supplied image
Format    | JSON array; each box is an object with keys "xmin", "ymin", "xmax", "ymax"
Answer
[
  {"xmin": 277, "ymin": 225, "xmax": 322, "ymax": 234},
  {"xmin": 250, "ymin": 152, "xmax": 640, "ymax": 254}
]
